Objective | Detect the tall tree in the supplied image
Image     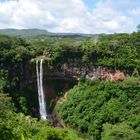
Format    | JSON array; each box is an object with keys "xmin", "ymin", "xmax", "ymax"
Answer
[{"xmin": 137, "ymin": 24, "xmax": 140, "ymax": 32}]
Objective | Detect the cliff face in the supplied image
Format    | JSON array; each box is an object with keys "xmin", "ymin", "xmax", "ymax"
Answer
[
  {"xmin": 20, "ymin": 58, "xmax": 127, "ymax": 115},
  {"xmin": 22, "ymin": 58, "xmax": 126, "ymax": 103},
  {"xmin": 43, "ymin": 58, "xmax": 126, "ymax": 82}
]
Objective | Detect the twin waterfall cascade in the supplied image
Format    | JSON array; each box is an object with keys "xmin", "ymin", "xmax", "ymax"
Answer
[{"xmin": 36, "ymin": 59, "xmax": 47, "ymax": 119}]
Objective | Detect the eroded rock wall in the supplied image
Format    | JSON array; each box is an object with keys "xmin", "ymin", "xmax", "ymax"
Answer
[{"xmin": 44, "ymin": 58, "xmax": 126, "ymax": 82}]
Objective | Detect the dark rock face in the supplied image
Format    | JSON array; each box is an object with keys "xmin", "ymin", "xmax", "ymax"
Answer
[
  {"xmin": 43, "ymin": 58, "xmax": 126, "ymax": 82},
  {"xmin": 23, "ymin": 58, "xmax": 126, "ymax": 84},
  {"xmin": 44, "ymin": 82, "xmax": 55, "ymax": 99}
]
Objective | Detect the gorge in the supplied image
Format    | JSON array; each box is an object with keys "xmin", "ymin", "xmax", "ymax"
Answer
[
  {"xmin": 1, "ymin": 31, "xmax": 140, "ymax": 139},
  {"xmin": 30, "ymin": 56, "xmax": 126, "ymax": 120}
]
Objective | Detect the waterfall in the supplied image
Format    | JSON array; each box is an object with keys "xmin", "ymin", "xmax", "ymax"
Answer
[{"xmin": 36, "ymin": 59, "xmax": 47, "ymax": 119}]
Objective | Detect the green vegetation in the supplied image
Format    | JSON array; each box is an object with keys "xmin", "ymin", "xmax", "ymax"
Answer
[
  {"xmin": 0, "ymin": 29, "xmax": 51, "ymax": 39},
  {"xmin": 1, "ymin": 30, "xmax": 140, "ymax": 139},
  {"xmin": 0, "ymin": 92, "xmax": 82, "ymax": 140},
  {"xmin": 55, "ymin": 78, "xmax": 140, "ymax": 140},
  {"xmin": 0, "ymin": 28, "xmax": 95, "ymax": 39}
]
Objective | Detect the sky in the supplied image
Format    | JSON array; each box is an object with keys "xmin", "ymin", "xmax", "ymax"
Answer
[{"xmin": 0, "ymin": 0, "xmax": 140, "ymax": 34}]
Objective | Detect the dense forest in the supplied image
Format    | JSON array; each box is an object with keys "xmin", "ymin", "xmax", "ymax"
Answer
[{"xmin": 1, "ymin": 29, "xmax": 140, "ymax": 140}]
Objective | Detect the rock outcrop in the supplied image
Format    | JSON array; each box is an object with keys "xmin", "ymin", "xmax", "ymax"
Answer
[{"xmin": 43, "ymin": 58, "xmax": 126, "ymax": 82}]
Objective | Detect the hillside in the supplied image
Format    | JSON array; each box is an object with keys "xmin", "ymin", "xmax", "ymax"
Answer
[
  {"xmin": 0, "ymin": 28, "xmax": 97, "ymax": 39},
  {"xmin": 0, "ymin": 28, "xmax": 51, "ymax": 39}
]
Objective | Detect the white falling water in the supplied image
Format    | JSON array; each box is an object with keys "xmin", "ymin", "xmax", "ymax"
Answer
[{"xmin": 36, "ymin": 59, "xmax": 47, "ymax": 119}]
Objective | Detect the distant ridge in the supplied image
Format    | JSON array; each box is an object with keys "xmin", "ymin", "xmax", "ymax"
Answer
[
  {"xmin": 0, "ymin": 28, "xmax": 51, "ymax": 38},
  {"xmin": 0, "ymin": 28, "xmax": 96, "ymax": 39}
]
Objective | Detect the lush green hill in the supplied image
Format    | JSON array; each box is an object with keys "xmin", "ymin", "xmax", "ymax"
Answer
[
  {"xmin": 0, "ymin": 28, "xmax": 97, "ymax": 39},
  {"xmin": 0, "ymin": 28, "xmax": 51, "ymax": 39}
]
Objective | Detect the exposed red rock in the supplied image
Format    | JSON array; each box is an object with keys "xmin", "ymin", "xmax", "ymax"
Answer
[
  {"xmin": 100, "ymin": 69, "xmax": 125, "ymax": 82},
  {"xmin": 56, "ymin": 92, "xmax": 68, "ymax": 105}
]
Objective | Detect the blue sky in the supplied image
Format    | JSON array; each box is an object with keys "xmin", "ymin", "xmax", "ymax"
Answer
[
  {"xmin": 0, "ymin": 0, "xmax": 139, "ymax": 33},
  {"xmin": 83, "ymin": 0, "xmax": 98, "ymax": 9}
]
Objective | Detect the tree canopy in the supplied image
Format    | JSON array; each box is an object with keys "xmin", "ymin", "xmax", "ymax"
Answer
[{"xmin": 55, "ymin": 78, "xmax": 140, "ymax": 140}]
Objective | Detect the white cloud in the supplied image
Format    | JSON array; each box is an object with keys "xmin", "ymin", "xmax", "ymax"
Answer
[
  {"xmin": 90, "ymin": 0, "xmax": 134, "ymax": 33},
  {"xmin": 0, "ymin": 0, "xmax": 137, "ymax": 33}
]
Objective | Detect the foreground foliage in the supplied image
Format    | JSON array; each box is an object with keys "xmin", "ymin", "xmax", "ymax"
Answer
[
  {"xmin": 55, "ymin": 78, "xmax": 140, "ymax": 140},
  {"xmin": 0, "ymin": 92, "xmax": 82, "ymax": 140}
]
